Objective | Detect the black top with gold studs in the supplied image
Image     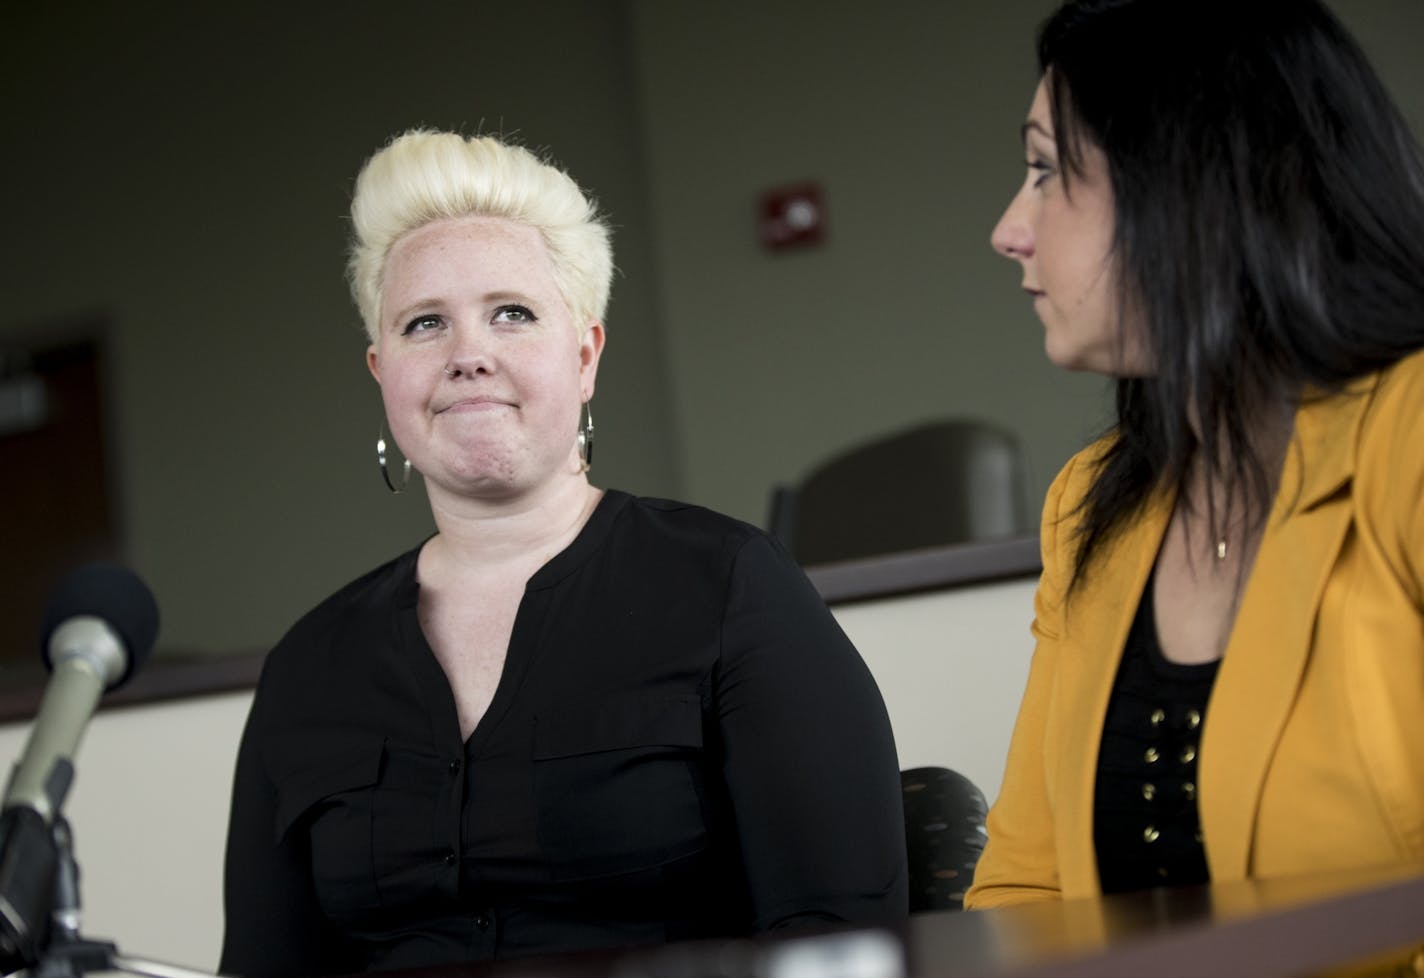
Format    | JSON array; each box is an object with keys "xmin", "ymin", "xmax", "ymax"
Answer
[{"xmin": 1093, "ymin": 570, "xmax": 1220, "ymax": 894}]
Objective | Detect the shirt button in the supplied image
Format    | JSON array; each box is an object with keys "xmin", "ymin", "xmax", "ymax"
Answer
[
  {"xmin": 474, "ymin": 913, "xmax": 492, "ymax": 931},
  {"xmin": 448, "ymin": 758, "xmax": 462, "ymax": 775},
  {"xmin": 443, "ymin": 849, "xmax": 457, "ymax": 866}
]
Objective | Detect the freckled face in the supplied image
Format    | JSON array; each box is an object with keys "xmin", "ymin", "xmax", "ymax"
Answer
[
  {"xmin": 367, "ymin": 216, "xmax": 603, "ymax": 501},
  {"xmin": 990, "ymin": 79, "xmax": 1150, "ymax": 376}
]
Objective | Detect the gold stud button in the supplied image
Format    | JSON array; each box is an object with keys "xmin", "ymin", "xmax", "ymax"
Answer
[
  {"xmin": 1180, "ymin": 746, "xmax": 1197, "ymax": 764},
  {"xmin": 1143, "ymin": 826, "xmax": 1160, "ymax": 843},
  {"xmin": 1144, "ymin": 747, "xmax": 1160, "ymax": 764},
  {"xmin": 1150, "ymin": 708, "xmax": 1166, "ymax": 727},
  {"xmin": 1142, "ymin": 782, "xmax": 1156, "ymax": 801},
  {"xmin": 1187, "ymin": 709, "xmax": 1202, "ymax": 730},
  {"xmin": 1183, "ymin": 782, "xmax": 1196, "ymax": 801}
]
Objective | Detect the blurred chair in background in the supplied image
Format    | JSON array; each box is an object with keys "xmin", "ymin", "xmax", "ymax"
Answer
[
  {"xmin": 768, "ymin": 419, "xmax": 1032, "ymax": 565},
  {"xmin": 901, "ymin": 766, "xmax": 989, "ymax": 913}
]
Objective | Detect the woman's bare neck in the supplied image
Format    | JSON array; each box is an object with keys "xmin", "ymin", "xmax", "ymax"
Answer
[{"xmin": 421, "ymin": 478, "xmax": 604, "ymax": 580}]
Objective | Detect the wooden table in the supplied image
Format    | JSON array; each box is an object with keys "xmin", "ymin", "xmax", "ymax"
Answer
[{"xmin": 357, "ymin": 862, "xmax": 1423, "ymax": 978}]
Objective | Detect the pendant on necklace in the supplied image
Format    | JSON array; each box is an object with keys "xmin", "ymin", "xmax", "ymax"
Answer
[{"xmin": 1215, "ymin": 539, "xmax": 1227, "ymax": 561}]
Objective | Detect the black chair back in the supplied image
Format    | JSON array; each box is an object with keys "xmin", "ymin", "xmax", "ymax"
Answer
[
  {"xmin": 901, "ymin": 766, "xmax": 988, "ymax": 913},
  {"xmin": 768, "ymin": 419, "xmax": 1031, "ymax": 565}
]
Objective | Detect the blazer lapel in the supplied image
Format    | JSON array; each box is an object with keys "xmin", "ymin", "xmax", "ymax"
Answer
[
  {"xmin": 1054, "ymin": 492, "xmax": 1171, "ymax": 897},
  {"xmin": 1200, "ymin": 381, "xmax": 1375, "ymax": 879}
]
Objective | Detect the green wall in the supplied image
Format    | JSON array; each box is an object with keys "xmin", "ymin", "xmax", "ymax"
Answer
[
  {"xmin": 627, "ymin": 0, "xmax": 1424, "ymax": 525},
  {"xmin": 2, "ymin": 1, "xmax": 1420, "ymax": 654},
  {"xmin": 0, "ymin": 1, "xmax": 677, "ymax": 651}
]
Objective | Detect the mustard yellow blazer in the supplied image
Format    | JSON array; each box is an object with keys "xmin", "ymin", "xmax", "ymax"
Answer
[{"xmin": 966, "ymin": 348, "xmax": 1424, "ymax": 909}]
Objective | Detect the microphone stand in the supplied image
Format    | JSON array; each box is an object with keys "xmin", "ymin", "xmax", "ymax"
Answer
[{"xmin": 31, "ymin": 819, "xmax": 219, "ymax": 978}]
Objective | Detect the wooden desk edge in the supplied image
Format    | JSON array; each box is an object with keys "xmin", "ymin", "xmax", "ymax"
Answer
[{"xmin": 930, "ymin": 867, "xmax": 1424, "ymax": 978}]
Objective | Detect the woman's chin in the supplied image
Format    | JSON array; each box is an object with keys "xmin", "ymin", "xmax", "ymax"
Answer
[
  {"xmin": 430, "ymin": 463, "xmax": 584, "ymax": 505},
  {"xmin": 1043, "ymin": 339, "xmax": 1116, "ymax": 377},
  {"xmin": 1043, "ymin": 337, "xmax": 1086, "ymax": 372},
  {"xmin": 425, "ymin": 459, "xmax": 521, "ymax": 498}
]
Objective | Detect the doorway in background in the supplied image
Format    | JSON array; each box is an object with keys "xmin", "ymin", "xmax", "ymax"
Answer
[{"xmin": 0, "ymin": 327, "xmax": 120, "ymax": 674}]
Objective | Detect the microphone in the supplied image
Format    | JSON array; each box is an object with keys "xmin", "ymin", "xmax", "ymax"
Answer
[{"xmin": 0, "ymin": 562, "xmax": 159, "ymax": 970}]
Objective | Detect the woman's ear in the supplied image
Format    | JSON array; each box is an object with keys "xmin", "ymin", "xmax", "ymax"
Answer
[{"xmin": 579, "ymin": 323, "xmax": 606, "ymax": 399}]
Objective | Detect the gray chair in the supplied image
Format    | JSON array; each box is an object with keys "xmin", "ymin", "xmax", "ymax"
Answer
[
  {"xmin": 768, "ymin": 419, "xmax": 1032, "ymax": 565},
  {"xmin": 901, "ymin": 766, "xmax": 989, "ymax": 913}
]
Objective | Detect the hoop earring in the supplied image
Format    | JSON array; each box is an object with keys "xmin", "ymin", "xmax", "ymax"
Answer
[
  {"xmin": 377, "ymin": 421, "xmax": 411, "ymax": 494},
  {"xmin": 576, "ymin": 401, "xmax": 594, "ymax": 473}
]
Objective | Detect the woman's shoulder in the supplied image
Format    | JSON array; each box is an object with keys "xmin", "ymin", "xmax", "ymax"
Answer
[
  {"xmin": 1348, "ymin": 348, "xmax": 1424, "ymax": 492},
  {"xmin": 260, "ymin": 548, "xmax": 418, "ymax": 680},
  {"xmin": 1342, "ymin": 348, "xmax": 1424, "ymax": 594},
  {"xmin": 1368, "ymin": 346, "xmax": 1424, "ymax": 410},
  {"xmin": 608, "ymin": 491, "xmax": 768, "ymax": 551},
  {"xmin": 1335, "ymin": 347, "xmax": 1424, "ymax": 461},
  {"xmin": 1043, "ymin": 433, "xmax": 1118, "ymax": 523},
  {"xmin": 598, "ymin": 491, "xmax": 802, "ymax": 589}
]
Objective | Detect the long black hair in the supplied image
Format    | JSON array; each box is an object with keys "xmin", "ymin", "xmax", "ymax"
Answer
[{"xmin": 1038, "ymin": 0, "xmax": 1424, "ymax": 588}]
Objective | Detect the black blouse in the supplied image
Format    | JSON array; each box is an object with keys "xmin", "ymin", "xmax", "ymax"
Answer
[
  {"xmin": 1093, "ymin": 572, "xmax": 1220, "ymax": 894},
  {"xmin": 219, "ymin": 491, "xmax": 907, "ymax": 977}
]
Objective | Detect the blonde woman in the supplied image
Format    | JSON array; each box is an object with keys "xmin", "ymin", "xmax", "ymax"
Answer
[{"xmin": 220, "ymin": 131, "xmax": 906, "ymax": 978}]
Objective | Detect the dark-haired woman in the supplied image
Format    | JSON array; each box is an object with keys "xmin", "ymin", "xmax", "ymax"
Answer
[{"xmin": 967, "ymin": 0, "xmax": 1424, "ymax": 911}]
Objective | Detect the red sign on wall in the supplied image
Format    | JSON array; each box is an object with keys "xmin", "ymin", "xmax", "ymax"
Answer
[{"xmin": 758, "ymin": 182, "xmax": 826, "ymax": 251}]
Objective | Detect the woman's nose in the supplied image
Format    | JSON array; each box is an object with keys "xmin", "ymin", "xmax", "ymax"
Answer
[
  {"xmin": 991, "ymin": 191, "xmax": 1033, "ymax": 260},
  {"xmin": 443, "ymin": 327, "xmax": 494, "ymax": 378}
]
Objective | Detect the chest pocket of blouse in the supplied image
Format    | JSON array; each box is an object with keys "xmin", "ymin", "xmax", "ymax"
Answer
[
  {"xmin": 271, "ymin": 735, "xmax": 384, "ymax": 923},
  {"xmin": 533, "ymin": 692, "xmax": 708, "ymax": 880}
]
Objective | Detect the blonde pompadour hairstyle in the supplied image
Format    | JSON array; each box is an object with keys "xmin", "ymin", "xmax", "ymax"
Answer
[{"xmin": 347, "ymin": 129, "xmax": 613, "ymax": 342}]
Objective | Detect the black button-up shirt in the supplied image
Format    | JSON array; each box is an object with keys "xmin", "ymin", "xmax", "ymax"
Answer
[{"xmin": 220, "ymin": 492, "xmax": 907, "ymax": 977}]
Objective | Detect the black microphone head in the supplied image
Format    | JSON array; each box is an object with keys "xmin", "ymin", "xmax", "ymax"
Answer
[{"xmin": 39, "ymin": 562, "xmax": 159, "ymax": 687}]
